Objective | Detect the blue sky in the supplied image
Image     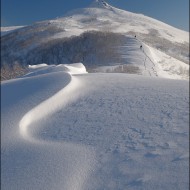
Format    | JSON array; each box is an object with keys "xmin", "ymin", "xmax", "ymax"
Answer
[{"xmin": 1, "ymin": 0, "xmax": 189, "ymax": 31}]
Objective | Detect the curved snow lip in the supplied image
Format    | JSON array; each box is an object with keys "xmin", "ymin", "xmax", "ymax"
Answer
[
  {"xmin": 25, "ymin": 63, "xmax": 87, "ymax": 78},
  {"xmin": 19, "ymin": 63, "xmax": 87, "ymax": 142},
  {"xmin": 18, "ymin": 64, "xmax": 96, "ymax": 190},
  {"xmin": 19, "ymin": 74, "xmax": 80, "ymax": 142},
  {"xmin": 0, "ymin": 62, "xmax": 94, "ymax": 190},
  {"xmin": 29, "ymin": 63, "xmax": 48, "ymax": 69},
  {"xmin": 1, "ymin": 25, "xmax": 26, "ymax": 36}
]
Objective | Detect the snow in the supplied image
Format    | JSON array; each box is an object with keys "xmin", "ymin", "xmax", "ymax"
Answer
[
  {"xmin": 1, "ymin": 1, "xmax": 189, "ymax": 189},
  {"xmin": 1, "ymin": 0, "xmax": 189, "ymax": 79},
  {"xmin": 1, "ymin": 26, "xmax": 25, "ymax": 36},
  {"xmin": 1, "ymin": 63, "xmax": 189, "ymax": 190},
  {"xmin": 149, "ymin": 46, "xmax": 189, "ymax": 80},
  {"xmin": 4, "ymin": 0, "xmax": 187, "ymax": 57},
  {"xmin": 58, "ymin": 0, "xmax": 189, "ymax": 44},
  {"xmin": 91, "ymin": 35, "xmax": 189, "ymax": 80},
  {"xmin": 29, "ymin": 63, "xmax": 48, "ymax": 69}
]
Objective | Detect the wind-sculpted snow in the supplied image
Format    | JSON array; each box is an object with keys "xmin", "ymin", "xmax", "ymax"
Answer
[
  {"xmin": 19, "ymin": 75, "xmax": 79, "ymax": 141},
  {"xmin": 2, "ymin": 64, "xmax": 96, "ymax": 190},
  {"xmin": 1, "ymin": 63, "xmax": 189, "ymax": 190},
  {"xmin": 19, "ymin": 64, "xmax": 87, "ymax": 141}
]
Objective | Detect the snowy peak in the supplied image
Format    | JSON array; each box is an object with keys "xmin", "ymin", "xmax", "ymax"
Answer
[
  {"xmin": 1, "ymin": 0, "xmax": 189, "ymax": 81},
  {"xmin": 90, "ymin": 0, "xmax": 111, "ymax": 9}
]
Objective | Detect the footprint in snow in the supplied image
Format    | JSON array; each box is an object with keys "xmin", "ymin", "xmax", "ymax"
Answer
[
  {"xmin": 172, "ymin": 153, "xmax": 189, "ymax": 162},
  {"xmin": 144, "ymin": 150, "xmax": 162, "ymax": 158},
  {"xmin": 164, "ymin": 141, "xmax": 177, "ymax": 149},
  {"xmin": 128, "ymin": 174, "xmax": 151, "ymax": 186}
]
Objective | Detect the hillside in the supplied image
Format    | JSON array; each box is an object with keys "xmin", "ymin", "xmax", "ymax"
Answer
[{"xmin": 1, "ymin": 0, "xmax": 189, "ymax": 80}]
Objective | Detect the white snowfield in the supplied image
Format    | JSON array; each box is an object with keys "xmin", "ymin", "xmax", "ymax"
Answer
[{"xmin": 1, "ymin": 63, "xmax": 189, "ymax": 190}]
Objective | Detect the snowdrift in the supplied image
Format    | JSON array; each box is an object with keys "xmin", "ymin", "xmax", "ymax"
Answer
[{"xmin": 1, "ymin": 63, "xmax": 189, "ymax": 190}]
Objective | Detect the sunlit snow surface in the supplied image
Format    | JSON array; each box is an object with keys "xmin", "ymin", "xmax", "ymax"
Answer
[{"xmin": 1, "ymin": 63, "xmax": 189, "ymax": 190}]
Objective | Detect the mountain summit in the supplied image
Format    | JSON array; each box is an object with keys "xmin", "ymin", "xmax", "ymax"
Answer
[{"xmin": 90, "ymin": 0, "xmax": 111, "ymax": 8}]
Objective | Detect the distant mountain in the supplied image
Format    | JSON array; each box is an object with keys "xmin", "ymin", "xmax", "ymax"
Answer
[
  {"xmin": 1, "ymin": 0, "xmax": 189, "ymax": 80},
  {"xmin": 1, "ymin": 26, "xmax": 25, "ymax": 36}
]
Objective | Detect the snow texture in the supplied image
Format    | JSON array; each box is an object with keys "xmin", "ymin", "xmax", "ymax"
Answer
[{"xmin": 1, "ymin": 63, "xmax": 189, "ymax": 190}]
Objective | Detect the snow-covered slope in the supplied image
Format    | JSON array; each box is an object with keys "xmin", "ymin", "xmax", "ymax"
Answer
[
  {"xmin": 1, "ymin": 25, "xmax": 25, "ymax": 36},
  {"xmin": 1, "ymin": 64, "xmax": 189, "ymax": 190},
  {"xmin": 59, "ymin": 0, "xmax": 189, "ymax": 64},
  {"xmin": 92, "ymin": 35, "xmax": 188, "ymax": 80},
  {"xmin": 64, "ymin": 0, "xmax": 188, "ymax": 43},
  {"xmin": 1, "ymin": 0, "xmax": 189, "ymax": 81}
]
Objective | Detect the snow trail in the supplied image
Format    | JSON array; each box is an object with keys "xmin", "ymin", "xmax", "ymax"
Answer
[{"xmin": 116, "ymin": 36, "xmax": 158, "ymax": 77}]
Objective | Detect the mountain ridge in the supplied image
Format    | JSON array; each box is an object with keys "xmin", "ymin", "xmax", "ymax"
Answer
[
  {"xmin": 1, "ymin": 1, "xmax": 189, "ymax": 80},
  {"xmin": 89, "ymin": 0, "xmax": 112, "ymax": 9}
]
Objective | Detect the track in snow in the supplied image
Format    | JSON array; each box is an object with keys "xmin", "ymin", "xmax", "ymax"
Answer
[{"xmin": 98, "ymin": 36, "xmax": 159, "ymax": 77}]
